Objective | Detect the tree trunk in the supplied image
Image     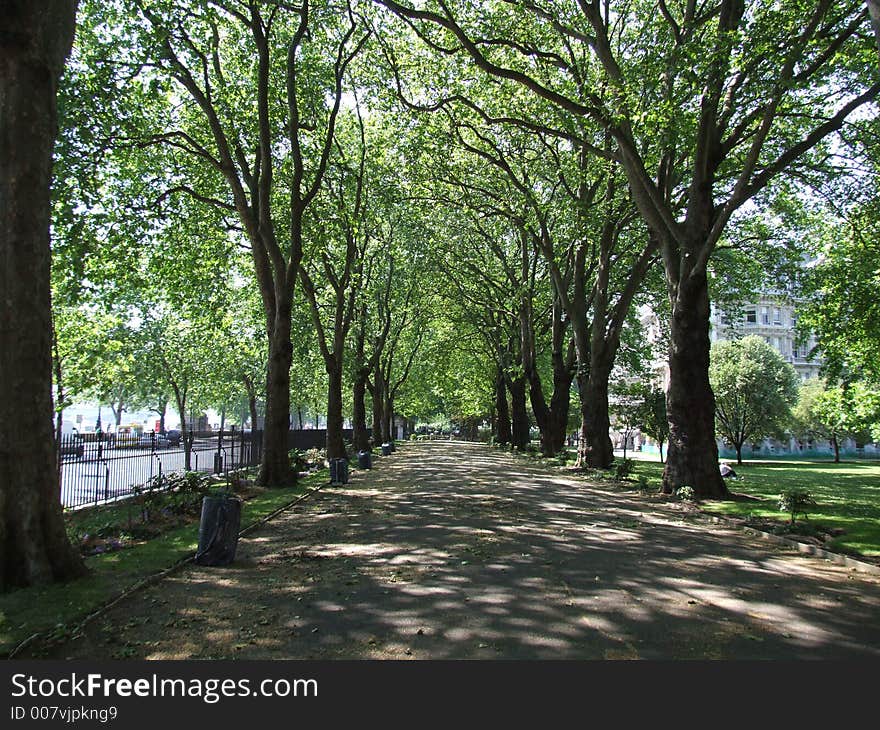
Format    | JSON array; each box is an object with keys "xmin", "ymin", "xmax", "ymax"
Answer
[
  {"xmin": 658, "ymin": 440, "xmax": 665, "ymax": 463},
  {"xmin": 259, "ymin": 314, "xmax": 295, "ymax": 486},
  {"xmin": 735, "ymin": 444, "xmax": 743, "ymax": 466},
  {"xmin": 543, "ymin": 334, "xmax": 575, "ymax": 456},
  {"xmin": 509, "ymin": 376, "xmax": 530, "ymax": 451},
  {"xmin": 577, "ymin": 363, "xmax": 615, "ymax": 469},
  {"xmin": 352, "ymin": 371, "xmax": 370, "ymax": 452},
  {"xmin": 171, "ymin": 387, "xmax": 192, "ymax": 471},
  {"xmin": 0, "ymin": 0, "xmax": 87, "ymax": 591},
  {"xmin": 371, "ymin": 361, "xmax": 384, "ymax": 446},
  {"xmin": 869, "ymin": 0, "xmax": 880, "ymax": 64},
  {"xmin": 494, "ymin": 369, "xmax": 511, "ymax": 445},
  {"xmin": 832, "ymin": 435, "xmax": 840, "ymax": 464},
  {"xmin": 662, "ymin": 271, "xmax": 728, "ymax": 497},
  {"xmin": 382, "ymin": 393, "xmax": 393, "ymax": 443},
  {"xmin": 325, "ymin": 360, "xmax": 346, "ymax": 460}
]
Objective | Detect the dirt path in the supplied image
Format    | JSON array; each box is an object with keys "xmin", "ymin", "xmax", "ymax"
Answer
[{"xmin": 33, "ymin": 441, "xmax": 880, "ymax": 659}]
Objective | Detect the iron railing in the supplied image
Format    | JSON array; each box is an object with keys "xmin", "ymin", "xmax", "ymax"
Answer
[{"xmin": 57, "ymin": 428, "xmax": 263, "ymax": 509}]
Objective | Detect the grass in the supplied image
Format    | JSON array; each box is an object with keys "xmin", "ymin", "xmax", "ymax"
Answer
[
  {"xmin": 0, "ymin": 472, "xmax": 323, "ymax": 657},
  {"xmin": 624, "ymin": 457, "xmax": 880, "ymax": 559}
]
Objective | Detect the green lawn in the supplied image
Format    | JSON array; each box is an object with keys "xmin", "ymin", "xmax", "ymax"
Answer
[
  {"xmin": 627, "ymin": 457, "xmax": 880, "ymax": 559},
  {"xmin": 0, "ymin": 475, "xmax": 322, "ymax": 657}
]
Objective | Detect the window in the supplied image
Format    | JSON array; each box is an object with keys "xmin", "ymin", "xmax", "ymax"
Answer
[
  {"xmin": 745, "ymin": 308, "xmax": 757, "ymax": 324},
  {"xmin": 761, "ymin": 306, "xmax": 769, "ymax": 324},
  {"xmin": 773, "ymin": 308, "xmax": 781, "ymax": 325}
]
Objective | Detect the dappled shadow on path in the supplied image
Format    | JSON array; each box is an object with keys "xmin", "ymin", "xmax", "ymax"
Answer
[{"xmin": 35, "ymin": 441, "xmax": 880, "ymax": 659}]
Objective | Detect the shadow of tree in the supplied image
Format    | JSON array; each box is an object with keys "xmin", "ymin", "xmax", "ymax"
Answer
[{"xmin": 33, "ymin": 441, "xmax": 880, "ymax": 660}]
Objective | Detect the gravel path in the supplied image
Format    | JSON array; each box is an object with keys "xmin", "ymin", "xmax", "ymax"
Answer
[{"xmin": 36, "ymin": 440, "xmax": 880, "ymax": 659}]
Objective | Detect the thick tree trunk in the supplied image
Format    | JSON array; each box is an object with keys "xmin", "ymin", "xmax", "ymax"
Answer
[
  {"xmin": 832, "ymin": 435, "xmax": 840, "ymax": 464},
  {"xmin": 352, "ymin": 372, "xmax": 370, "ymax": 452},
  {"xmin": 382, "ymin": 394, "xmax": 393, "ymax": 443},
  {"xmin": 544, "ymin": 334, "xmax": 574, "ymax": 456},
  {"xmin": 577, "ymin": 363, "xmax": 615, "ymax": 469},
  {"xmin": 0, "ymin": 0, "xmax": 87, "ymax": 591},
  {"xmin": 528, "ymin": 370, "xmax": 550, "ymax": 453},
  {"xmin": 662, "ymin": 271, "xmax": 728, "ymax": 497},
  {"xmin": 259, "ymin": 315, "xmax": 295, "ymax": 486},
  {"xmin": 325, "ymin": 361, "xmax": 346, "ymax": 459},
  {"xmin": 494, "ymin": 369, "xmax": 511, "ymax": 445},
  {"xmin": 509, "ymin": 376, "xmax": 530, "ymax": 451},
  {"xmin": 735, "ymin": 444, "xmax": 743, "ymax": 466}
]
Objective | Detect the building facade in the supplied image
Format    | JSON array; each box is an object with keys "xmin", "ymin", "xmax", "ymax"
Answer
[{"xmin": 710, "ymin": 295, "xmax": 821, "ymax": 381}]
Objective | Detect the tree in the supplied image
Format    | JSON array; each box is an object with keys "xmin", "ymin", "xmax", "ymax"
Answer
[
  {"xmin": 710, "ymin": 336, "xmax": 798, "ymax": 465},
  {"xmin": 793, "ymin": 378, "xmax": 872, "ymax": 463},
  {"xmin": 376, "ymin": 0, "xmax": 879, "ymax": 497},
  {"xmin": 0, "ymin": 0, "xmax": 87, "ymax": 590},
  {"xmin": 798, "ymin": 198, "xmax": 880, "ymax": 384},
  {"xmin": 90, "ymin": 0, "xmax": 371, "ymax": 485},
  {"xmin": 636, "ymin": 387, "xmax": 669, "ymax": 464}
]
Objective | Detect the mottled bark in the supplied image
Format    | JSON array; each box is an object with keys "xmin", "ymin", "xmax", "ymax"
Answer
[
  {"xmin": 259, "ymin": 307, "xmax": 295, "ymax": 486},
  {"xmin": 662, "ymin": 271, "xmax": 728, "ymax": 497},
  {"xmin": 0, "ymin": 0, "xmax": 86, "ymax": 590},
  {"xmin": 577, "ymin": 359, "xmax": 615, "ymax": 470},
  {"xmin": 494, "ymin": 369, "xmax": 511, "ymax": 444},
  {"xmin": 352, "ymin": 373, "xmax": 370, "ymax": 452},
  {"xmin": 325, "ymin": 360, "xmax": 346, "ymax": 459},
  {"xmin": 869, "ymin": 0, "xmax": 880, "ymax": 64},
  {"xmin": 508, "ymin": 376, "xmax": 530, "ymax": 451},
  {"xmin": 371, "ymin": 359, "xmax": 384, "ymax": 446}
]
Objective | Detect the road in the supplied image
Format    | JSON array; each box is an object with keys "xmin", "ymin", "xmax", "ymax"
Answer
[{"xmin": 36, "ymin": 439, "xmax": 880, "ymax": 659}]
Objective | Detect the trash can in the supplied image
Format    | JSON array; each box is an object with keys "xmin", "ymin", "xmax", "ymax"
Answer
[
  {"xmin": 357, "ymin": 450, "xmax": 372, "ymax": 469},
  {"xmin": 330, "ymin": 458, "xmax": 349, "ymax": 485},
  {"xmin": 194, "ymin": 494, "xmax": 242, "ymax": 566},
  {"xmin": 381, "ymin": 442, "xmax": 392, "ymax": 456}
]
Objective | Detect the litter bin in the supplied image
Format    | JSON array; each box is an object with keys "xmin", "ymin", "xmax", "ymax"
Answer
[
  {"xmin": 330, "ymin": 458, "xmax": 349, "ymax": 485},
  {"xmin": 194, "ymin": 494, "xmax": 242, "ymax": 566},
  {"xmin": 381, "ymin": 442, "xmax": 392, "ymax": 456},
  {"xmin": 357, "ymin": 450, "xmax": 372, "ymax": 469}
]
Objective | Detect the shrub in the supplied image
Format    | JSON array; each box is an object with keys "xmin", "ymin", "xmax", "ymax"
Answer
[
  {"xmin": 615, "ymin": 459, "xmax": 634, "ymax": 480},
  {"xmin": 778, "ymin": 489, "xmax": 817, "ymax": 524},
  {"xmin": 675, "ymin": 485, "xmax": 696, "ymax": 501},
  {"xmin": 637, "ymin": 475, "xmax": 650, "ymax": 491}
]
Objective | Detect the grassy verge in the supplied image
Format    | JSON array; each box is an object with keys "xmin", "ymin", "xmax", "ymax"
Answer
[
  {"xmin": 585, "ymin": 453, "xmax": 880, "ymax": 560},
  {"xmin": 0, "ymin": 473, "xmax": 323, "ymax": 657}
]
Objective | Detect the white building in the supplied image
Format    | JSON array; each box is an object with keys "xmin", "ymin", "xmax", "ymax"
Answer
[{"xmin": 710, "ymin": 295, "xmax": 821, "ymax": 381}]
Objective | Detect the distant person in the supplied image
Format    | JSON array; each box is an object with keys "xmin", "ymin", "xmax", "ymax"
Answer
[{"xmin": 719, "ymin": 462, "xmax": 737, "ymax": 478}]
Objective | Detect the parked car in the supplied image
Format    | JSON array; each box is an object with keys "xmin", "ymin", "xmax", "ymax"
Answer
[
  {"xmin": 137, "ymin": 433, "xmax": 169, "ymax": 449},
  {"xmin": 165, "ymin": 429, "xmax": 182, "ymax": 447}
]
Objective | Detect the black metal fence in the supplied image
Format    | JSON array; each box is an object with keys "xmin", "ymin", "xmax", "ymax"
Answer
[{"xmin": 58, "ymin": 429, "xmax": 263, "ymax": 509}]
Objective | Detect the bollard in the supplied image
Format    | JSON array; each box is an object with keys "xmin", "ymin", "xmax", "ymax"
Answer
[
  {"xmin": 357, "ymin": 450, "xmax": 372, "ymax": 469},
  {"xmin": 194, "ymin": 494, "xmax": 242, "ymax": 566},
  {"xmin": 329, "ymin": 458, "xmax": 349, "ymax": 485}
]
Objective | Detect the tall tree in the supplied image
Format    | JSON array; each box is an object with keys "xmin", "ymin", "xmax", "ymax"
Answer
[
  {"xmin": 95, "ymin": 0, "xmax": 371, "ymax": 485},
  {"xmin": 376, "ymin": 0, "xmax": 879, "ymax": 497},
  {"xmin": 0, "ymin": 0, "xmax": 87, "ymax": 590}
]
